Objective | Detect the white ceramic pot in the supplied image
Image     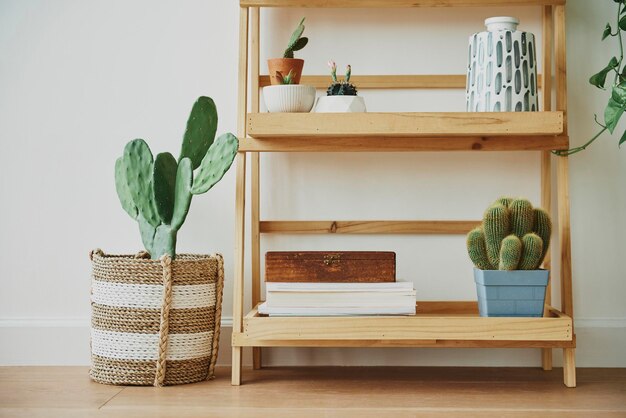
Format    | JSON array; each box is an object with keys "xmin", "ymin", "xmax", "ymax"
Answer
[
  {"xmin": 314, "ymin": 96, "xmax": 366, "ymax": 113},
  {"xmin": 467, "ymin": 16, "xmax": 538, "ymax": 112},
  {"xmin": 262, "ymin": 85, "xmax": 315, "ymax": 113}
]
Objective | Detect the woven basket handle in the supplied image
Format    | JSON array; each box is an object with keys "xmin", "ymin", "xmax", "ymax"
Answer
[{"xmin": 154, "ymin": 254, "xmax": 173, "ymax": 387}]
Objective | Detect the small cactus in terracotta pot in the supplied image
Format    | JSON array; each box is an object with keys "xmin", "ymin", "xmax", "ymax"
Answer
[{"xmin": 267, "ymin": 17, "xmax": 308, "ymax": 85}]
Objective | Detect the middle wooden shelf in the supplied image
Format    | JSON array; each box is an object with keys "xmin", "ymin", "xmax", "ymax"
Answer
[{"xmin": 247, "ymin": 111, "xmax": 564, "ymax": 138}]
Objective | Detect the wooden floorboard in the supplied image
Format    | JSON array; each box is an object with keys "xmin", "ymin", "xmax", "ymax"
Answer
[{"xmin": 1, "ymin": 366, "xmax": 625, "ymax": 417}]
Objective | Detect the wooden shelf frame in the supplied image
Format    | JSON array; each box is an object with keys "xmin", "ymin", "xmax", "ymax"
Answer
[{"xmin": 232, "ymin": 1, "xmax": 575, "ymax": 387}]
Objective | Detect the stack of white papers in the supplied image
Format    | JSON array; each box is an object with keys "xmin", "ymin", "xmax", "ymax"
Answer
[{"xmin": 258, "ymin": 281, "xmax": 416, "ymax": 316}]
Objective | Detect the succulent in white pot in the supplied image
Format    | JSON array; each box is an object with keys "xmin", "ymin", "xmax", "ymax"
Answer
[
  {"xmin": 314, "ymin": 61, "xmax": 366, "ymax": 113},
  {"xmin": 263, "ymin": 70, "xmax": 315, "ymax": 113}
]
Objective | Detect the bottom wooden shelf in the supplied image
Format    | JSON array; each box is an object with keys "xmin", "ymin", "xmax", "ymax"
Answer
[{"xmin": 232, "ymin": 301, "xmax": 574, "ymax": 349}]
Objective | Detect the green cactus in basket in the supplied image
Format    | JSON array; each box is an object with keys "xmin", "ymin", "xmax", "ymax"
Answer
[
  {"xmin": 114, "ymin": 96, "xmax": 239, "ymax": 260},
  {"xmin": 283, "ymin": 17, "xmax": 308, "ymax": 59},
  {"xmin": 466, "ymin": 198, "xmax": 552, "ymax": 271},
  {"xmin": 326, "ymin": 61, "xmax": 358, "ymax": 96}
]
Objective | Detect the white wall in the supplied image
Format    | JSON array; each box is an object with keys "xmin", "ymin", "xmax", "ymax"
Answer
[{"xmin": 0, "ymin": 0, "xmax": 624, "ymax": 367}]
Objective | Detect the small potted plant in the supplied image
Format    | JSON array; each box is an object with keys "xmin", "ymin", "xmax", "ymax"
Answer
[
  {"xmin": 314, "ymin": 61, "xmax": 366, "ymax": 113},
  {"xmin": 90, "ymin": 97, "xmax": 238, "ymax": 386},
  {"xmin": 267, "ymin": 17, "xmax": 308, "ymax": 85},
  {"xmin": 263, "ymin": 69, "xmax": 315, "ymax": 113},
  {"xmin": 466, "ymin": 197, "xmax": 552, "ymax": 317}
]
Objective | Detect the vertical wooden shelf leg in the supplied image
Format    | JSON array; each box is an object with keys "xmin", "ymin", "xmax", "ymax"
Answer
[
  {"xmin": 563, "ymin": 348, "xmax": 577, "ymax": 387},
  {"xmin": 250, "ymin": 6, "xmax": 262, "ymax": 371},
  {"xmin": 232, "ymin": 6, "xmax": 249, "ymax": 387},
  {"xmin": 554, "ymin": 4, "xmax": 575, "ymax": 387},
  {"xmin": 232, "ymin": 152, "xmax": 247, "ymax": 386},
  {"xmin": 541, "ymin": 4, "xmax": 554, "ymax": 372}
]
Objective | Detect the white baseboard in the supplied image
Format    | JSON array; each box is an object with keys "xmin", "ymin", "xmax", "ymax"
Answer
[{"xmin": 1, "ymin": 317, "xmax": 625, "ymax": 367}]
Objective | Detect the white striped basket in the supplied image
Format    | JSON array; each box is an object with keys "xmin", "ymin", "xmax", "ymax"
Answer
[{"xmin": 89, "ymin": 249, "xmax": 224, "ymax": 386}]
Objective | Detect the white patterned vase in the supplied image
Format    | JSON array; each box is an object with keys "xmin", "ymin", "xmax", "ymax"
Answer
[{"xmin": 466, "ymin": 17, "xmax": 538, "ymax": 112}]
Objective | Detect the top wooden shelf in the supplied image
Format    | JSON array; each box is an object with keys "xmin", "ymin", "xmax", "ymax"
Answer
[{"xmin": 240, "ymin": 0, "xmax": 565, "ymax": 8}]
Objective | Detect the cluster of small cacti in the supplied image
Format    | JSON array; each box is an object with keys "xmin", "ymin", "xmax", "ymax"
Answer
[
  {"xmin": 283, "ymin": 17, "xmax": 308, "ymax": 59},
  {"xmin": 276, "ymin": 69, "xmax": 296, "ymax": 85},
  {"xmin": 115, "ymin": 97, "xmax": 238, "ymax": 260},
  {"xmin": 326, "ymin": 61, "xmax": 358, "ymax": 96},
  {"xmin": 467, "ymin": 197, "xmax": 552, "ymax": 270}
]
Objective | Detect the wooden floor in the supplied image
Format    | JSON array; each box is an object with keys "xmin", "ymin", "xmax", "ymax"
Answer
[{"xmin": 1, "ymin": 366, "xmax": 625, "ymax": 417}]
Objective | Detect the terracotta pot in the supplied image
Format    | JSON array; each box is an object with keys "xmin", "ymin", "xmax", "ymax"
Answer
[{"xmin": 267, "ymin": 58, "xmax": 304, "ymax": 85}]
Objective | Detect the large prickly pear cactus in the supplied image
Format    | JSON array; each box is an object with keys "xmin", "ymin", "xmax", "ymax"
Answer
[
  {"xmin": 466, "ymin": 198, "xmax": 552, "ymax": 271},
  {"xmin": 114, "ymin": 97, "xmax": 239, "ymax": 259}
]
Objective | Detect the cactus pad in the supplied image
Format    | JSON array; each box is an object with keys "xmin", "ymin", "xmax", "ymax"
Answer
[
  {"xmin": 191, "ymin": 133, "xmax": 238, "ymax": 195},
  {"xmin": 179, "ymin": 97, "xmax": 218, "ymax": 170},
  {"xmin": 171, "ymin": 157, "xmax": 193, "ymax": 231},
  {"xmin": 153, "ymin": 152, "xmax": 178, "ymax": 224},
  {"xmin": 123, "ymin": 139, "xmax": 160, "ymax": 228},
  {"xmin": 115, "ymin": 157, "xmax": 138, "ymax": 219}
]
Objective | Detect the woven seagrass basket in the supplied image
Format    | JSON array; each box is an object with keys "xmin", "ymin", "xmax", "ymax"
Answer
[{"xmin": 89, "ymin": 249, "xmax": 224, "ymax": 386}]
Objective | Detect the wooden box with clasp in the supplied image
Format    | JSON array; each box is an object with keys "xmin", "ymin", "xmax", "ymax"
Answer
[{"xmin": 265, "ymin": 251, "xmax": 396, "ymax": 282}]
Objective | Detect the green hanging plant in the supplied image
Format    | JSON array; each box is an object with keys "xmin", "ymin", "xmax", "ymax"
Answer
[{"xmin": 554, "ymin": 0, "xmax": 626, "ymax": 156}]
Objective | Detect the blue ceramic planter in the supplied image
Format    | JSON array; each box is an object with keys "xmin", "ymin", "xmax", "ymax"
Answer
[{"xmin": 474, "ymin": 268, "xmax": 549, "ymax": 317}]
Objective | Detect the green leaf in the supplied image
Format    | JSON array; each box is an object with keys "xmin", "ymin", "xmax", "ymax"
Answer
[
  {"xmin": 114, "ymin": 157, "xmax": 138, "ymax": 219},
  {"xmin": 619, "ymin": 130, "xmax": 626, "ymax": 147},
  {"xmin": 612, "ymin": 84, "xmax": 626, "ymax": 105},
  {"xmin": 603, "ymin": 23, "xmax": 612, "ymax": 40},
  {"xmin": 152, "ymin": 152, "xmax": 178, "ymax": 224},
  {"xmin": 605, "ymin": 97, "xmax": 625, "ymax": 133},
  {"xmin": 589, "ymin": 57, "xmax": 619, "ymax": 88},
  {"xmin": 620, "ymin": 15, "xmax": 626, "ymax": 31},
  {"xmin": 179, "ymin": 96, "xmax": 218, "ymax": 170}
]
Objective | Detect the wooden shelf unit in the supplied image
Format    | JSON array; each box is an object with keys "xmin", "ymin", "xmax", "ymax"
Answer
[{"xmin": 232, "ymin": 0, "xmax": 575, "ymax": 387}]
